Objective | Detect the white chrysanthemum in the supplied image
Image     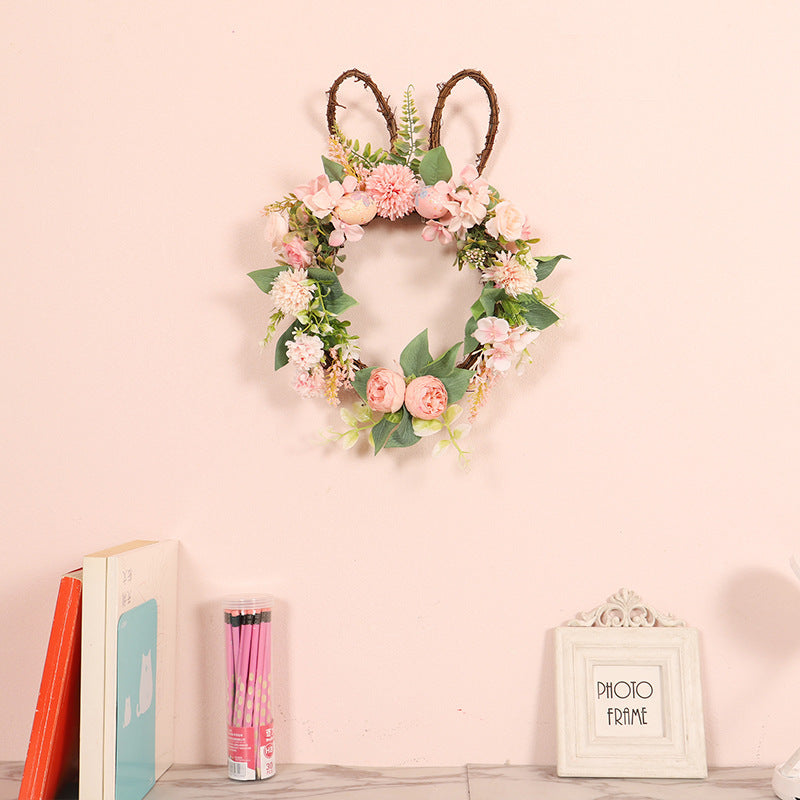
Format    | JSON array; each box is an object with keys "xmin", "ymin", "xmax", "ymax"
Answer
[
  {"xmin": 270, "ymin": 269, "xmax": 313, "ymax": 315},
  {"xmin": 483, "ymin": 252, "xmax": 536, "ymax": 297},
  {"xmin": 286, "ymin": 333, "xmax": 324, "ymax": 371}
]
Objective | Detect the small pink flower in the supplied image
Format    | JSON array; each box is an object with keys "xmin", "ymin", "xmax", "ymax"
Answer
[
  {"xmin": 404, "ymin": 375, "xmax": 448, "ymax": 420},
  {"xmin": 299, "ymin": 175, "xmax": 358, "ymax": 218},
  {"xmin": 486, "ymin": 200, "xmax": 528, "ymax": 241},
  {"xmin": 270, "ymin": 268, "xmax": 313, "ymax": 315},
  {"xmin": 365, "ymin": 164, "xmax": 419, "ymax": 221},
  {"xmin": 483, "ymin": 252, "xmax": 536, "ymax": 297},
  {"xmin": 421, "ymin": 219, "xmax": 454, "ymax": 244},
  {"xmin": 264, "ymin": 212, "xmax": 289, "ymax": 249},
  {"xmin": 485, "ymin": 342, "xmax": 514, "ymax": 372},
  {"xmin": 329, "ymin": 217, "xmax": 364, "ymax": 247},
  {"xmin": 282, "ymin": 236, "xmax": 312, "ymax": 268},
  {"xmin": 474, "ymin": 316, "xmax": 511, "ymax": 345},
  {"xmin": 286, "ymin": 333, "xmax": 324, "ymax": 370},
  {"xmin": 293, "ymin": 368, "xmax": 325, "ymax": 398},
  {"xmin": 365, "ymin": 368, "xmax": 406, "ymax": 414}
]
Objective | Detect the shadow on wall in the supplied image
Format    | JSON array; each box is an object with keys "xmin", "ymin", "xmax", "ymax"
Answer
[
  {"xmin": 719, "ymin": 567, "xmax": 800, "ymax": 658},
  {"xmin": 531, "ymin": 628, "xmax": 557, "ymax": 766}
]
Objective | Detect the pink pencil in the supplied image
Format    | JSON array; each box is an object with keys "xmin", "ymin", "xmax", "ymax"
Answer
[
  {"xmin": 225, "ymin": 612, "xmax": 235, "ymax": 726},
  {"xmin": 244, "ymin": 612, "xmax": 260, "ymax": 728},
  {"xmin": 233, "ymin": 613, "xmax": 252, "ymax": 727}
]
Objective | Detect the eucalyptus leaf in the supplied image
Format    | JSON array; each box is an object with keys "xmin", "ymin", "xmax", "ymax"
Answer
[
  {"xmin": 248, "ymin": 266, "xmax": 288, "ymax": 293},
  {"xmin": 423, "ymin": 342, "xmax": 461, "ymax": 379},
  {"xmin": 479, "ymin": 285, "xmax": 505, "ymax": 316},
  {"xmin": 535, "ymin": 254, "xmax": 569, "ymax": 282},
  {"xmin": 419, "ymin": 146, "xmax": 453, "ymax": 185},
  {"xmin": 385, "ymin": 410, "xmax": 421, "ymax": 449},
  {"xmin": 321, "ymin": 155, "xmax": 345, "ymax": 183},
  {"xmin": 438, "ymin": 368, "xmax": 473, "ymax": 404},
  {"xmin": 522, "ymin": 299, "xmax": 560, "ymax": 330},
  {"xmin": 352, "ymin": 366, "xmax": 376, "ymax": 402},
  {"xmin": 464, "ymin": 316, "xmax": 479, "ymax": 352},
  {"xmin": 372, "ymin": 417, "xmax": 398, "ymax": 454},
  {"xmin": 399, "ymin": 330, "xmax": 433, "ymax": 377},
  {"xmin": 274, "ymin": 320, "xmax": 301, "ymax": 370},
  {"xmin": 325, "ymin": 292, "xmax": 358, "ymax": 315}
]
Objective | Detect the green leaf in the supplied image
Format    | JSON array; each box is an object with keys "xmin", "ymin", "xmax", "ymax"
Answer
[
  {"xmin": 321, "ymin": 155, "xmax": 345, "ymax": 183},
  {"xmin": 464, "ymin": 316, "xmax": 479, "ymax": 352},
  {"xmin": 423, "ymin": 342, "xmax": 461, "ymax": 379},
  {"xmin": 248, "ymin": 266, "xmax": 288, "ymax": 293},
  {"xmin": 522, "ymin": 298, "xmax": 560, "ymax": 330},
  {"xmin": 438, "ymin": 368, "xmax": 473, "ymax": 404},
  {"xmin": 307, "ymin": 267, "xmax": 339, "ymax": 286},
  {"xmin": 412, "ymin": 418, "xmax": 443, "ymax": 437},
  {"xmin": 385, "ymin": 409, "xmax": 421, "ymax": 449},
  {"xmin": 352, "ymin": 366, "xmax": 376, "ymax": 402},
  {"xmin": 478, "ymin": 285, "xmax": 505, "ymax": 316},
  {"xmin": 399, "ymin": 330, "xmax": 433, "ymax": 377},
  {"xmin": 470, "ymin": 297, "xmax": 485, "ymax": 320},
  {"xmin": 535, "ymin": 254, "xmax": 569, "ymax": 282},
  {"xmin": 419, "ymin": 146, "xmax": 453, "ymax": 185},
  {"xmin": 274, "ymin": 320, "xmax": 301, "ymax": 370},
  {"xmin": 372, "ymin": 417, "xmax": 398, "ymax": 454},
  {"xmin": 441, "ymin": 404, "xmax": 463, "ymax": 426},
  {"xmin": 325, "ymin": 292, "xmax": 358, "ymax": 315}
]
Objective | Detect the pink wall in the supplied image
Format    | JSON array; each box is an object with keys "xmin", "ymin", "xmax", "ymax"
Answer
[{"xmin": 2, "ymin": 1, "xmax": 799, "ymax": 768}]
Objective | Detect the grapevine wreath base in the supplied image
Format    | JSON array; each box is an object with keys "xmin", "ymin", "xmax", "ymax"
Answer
[{"xmin": 249, "ymin": 69, "xmax": 566, "ymax": 463}]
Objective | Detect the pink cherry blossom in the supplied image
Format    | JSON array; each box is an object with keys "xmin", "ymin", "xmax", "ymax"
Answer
[
  {"xmin": 421, "ymin": 219, "xmax": 454, "ymax": 244},
  {"xmin": 300, "ymin": 175, "xmax": 358, "ymax": 218},
  {"xmin": 474, "ymin": 316, "xmax": 511, "ymax": 345},
  {"xmin": 329, "ymin": 217, "xmax": 364, "ymax": 247}
]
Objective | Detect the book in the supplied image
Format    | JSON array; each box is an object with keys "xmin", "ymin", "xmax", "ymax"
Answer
[
  {"xmin": 79, "ymin": 540, "xmax": 178, "ymax": 800},
  {"xmin": 19, "ymin": 568, "xmax": 83, "ymax": 800}
]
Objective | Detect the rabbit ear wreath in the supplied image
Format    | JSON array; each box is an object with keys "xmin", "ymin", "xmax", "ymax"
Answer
[{"xmin": 249, "ymin": 69, "xmax": 566, "ymax": 463}]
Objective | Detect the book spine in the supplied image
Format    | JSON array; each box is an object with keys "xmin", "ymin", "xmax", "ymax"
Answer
[
  {"xmin": 79, "ymin": 557, "xmax": 108, "ymax": 800},
  {"xmin": 19, "ymin": 573, "xmax": 82, "ymax": 800}
]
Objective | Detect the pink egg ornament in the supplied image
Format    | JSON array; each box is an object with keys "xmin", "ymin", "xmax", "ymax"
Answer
[
  {"xmin": 334, "ymin": 191, "xmax": 378, "ymax": 225},
  {"xmin": 413, "ymin": 185, "xmax": 448, "ymax": 219}
]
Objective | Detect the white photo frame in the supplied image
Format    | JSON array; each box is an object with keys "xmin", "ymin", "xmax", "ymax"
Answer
[{"xmin": 555, "ymin": 589, "xmax": 707, "ymax": 779}]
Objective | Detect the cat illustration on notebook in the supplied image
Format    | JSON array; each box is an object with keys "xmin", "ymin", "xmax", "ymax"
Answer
[{"xmin": 136, "ymin": 649, "xmax": 153, "ymax": 717}]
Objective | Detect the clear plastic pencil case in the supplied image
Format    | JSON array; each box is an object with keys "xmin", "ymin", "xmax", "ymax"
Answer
[{"xmin": 223, "ymin": 595, "xmax": 275, "ymax": 780}]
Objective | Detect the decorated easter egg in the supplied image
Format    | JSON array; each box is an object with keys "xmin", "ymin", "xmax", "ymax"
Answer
[
  {"xmin": 334, "ymin": 191, "xmax": 378, "ymax": 225},
  {"xmin": 413, "ymin": 185, "xmax": 449, "ymax": 219}
]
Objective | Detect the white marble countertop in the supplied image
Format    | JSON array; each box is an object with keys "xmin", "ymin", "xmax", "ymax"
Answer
[{"xmin": 0, "ymin": 762, "xmax": 777, "ymax": 799}]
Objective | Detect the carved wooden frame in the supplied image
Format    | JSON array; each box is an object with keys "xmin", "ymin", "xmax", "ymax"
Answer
[{"xmin": 555, "ymin": 589, "xmax": 707, "ymax": 778}]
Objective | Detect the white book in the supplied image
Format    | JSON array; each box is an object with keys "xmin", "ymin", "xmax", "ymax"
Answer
[{"xmin": 79, "ymin": 540, "xmax": 179, "ymax": 800}]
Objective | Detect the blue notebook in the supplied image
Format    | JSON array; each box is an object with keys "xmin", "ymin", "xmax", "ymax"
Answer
[{"xmin": 115, "ymin": 599, "xmax": 158, "ymax": 800}]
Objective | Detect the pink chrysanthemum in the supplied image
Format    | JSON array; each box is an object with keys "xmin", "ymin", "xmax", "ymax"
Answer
[
  {"xmin": 270, "ymin": 269, "xmax": 313, "ymax": 315},
  {"xmin": 286, "ymin": 333, "xmax": 324, "ymax": 370},
  {"xmin": 365, "ymin": 164, "xmax": 418, "ymax": 221},
  {"xmin": 483, "ymin": 252, "xmax": 536, "ymax": 298},
  {"xmin": 292, "ymin": 367, "xmax": 325, "ymax": 398}
]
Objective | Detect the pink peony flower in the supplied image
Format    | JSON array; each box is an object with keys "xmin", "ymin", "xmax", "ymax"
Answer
[
  {"xmin": 365, "ymin": 368, "xmax": 406, "ymax": 413},
  {"xmin": 282, "ymin": 236, "xmax": 312, "ymax": 268},
  {"xmin": 270, "ymin": 268, "xmax": 313, "ymax": 315},
  {"xmin": 404, "ymin": 375, "xmax": 448, "ymax": 420},
  {"xmin": 486, "ymin": 200, "xmax": 528, "ymax": 241},
  {"xmin": 286, "ymin": 333, "xmax": 324, "ymax": 370},
  {"xmin": 264, "ymin": 211, "xmax": 289, "ymax": 249},
  {"xmin": 483, "ymin": 252, "xmax": 536, "ymax": 297},
  {"xmin": 292, "ymin": 367, "xmax": 325, "ymax": 398},
  {"xmin": 365, "ymin": 164, "xmax": 419, "ymax": 220}
]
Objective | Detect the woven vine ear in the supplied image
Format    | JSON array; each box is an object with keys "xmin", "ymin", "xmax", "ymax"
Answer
[
  {"xmin": 429, "ymin": 69, "xmax": 500, "ymax": 176},
  {"xmin": 326, "ymin": 68, "xmax": 398, "ymax": 148}
]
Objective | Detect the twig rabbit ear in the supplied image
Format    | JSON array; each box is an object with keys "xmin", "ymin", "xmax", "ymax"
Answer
[
  {"xmin": 326, "ymin": 69, "xmax": 398, "ymax": 148},
  {"xmin": 429, "ymin": 69, "xmax": 500, "ymax": 176}
]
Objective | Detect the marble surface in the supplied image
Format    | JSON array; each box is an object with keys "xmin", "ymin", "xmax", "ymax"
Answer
[{"xmin": 0, "ymin": 762, "xmax": 778, "ymax": 799}]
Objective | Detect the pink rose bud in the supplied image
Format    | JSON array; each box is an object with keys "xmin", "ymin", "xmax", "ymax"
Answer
[
  {"xmin": 404, "ymin": 375, "xmax": 448, "ymax": 420},
  {"xmin": 365, "ymin": 368, "xmax": 406, "ymax": 414}
]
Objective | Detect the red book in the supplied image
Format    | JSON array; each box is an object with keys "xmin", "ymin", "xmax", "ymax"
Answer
[{"xmin": 19, "ymin": 569, "xmax": 83, "ymax": 800}]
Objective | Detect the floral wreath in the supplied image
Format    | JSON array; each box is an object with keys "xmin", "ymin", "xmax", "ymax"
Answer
[{"xmin": 249, "ymin": 69, "xmax": 566, "ymax": 463}]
